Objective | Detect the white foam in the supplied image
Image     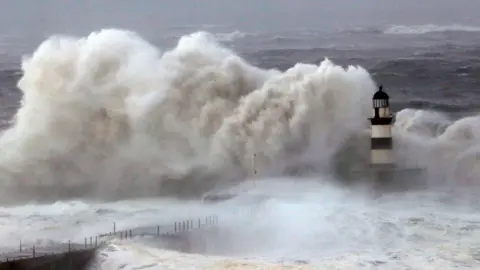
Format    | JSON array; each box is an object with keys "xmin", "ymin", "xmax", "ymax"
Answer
[
  {"xmin": 92, "ymin": 182, "xmax": 480, "ymax": 269},
  {"xmin": 214, "ymin": 31, "xmax": 247, "ymax": 42},
  {"xmin": 384, "ymin": 24, "xmax": 480, "ymax": 35}
]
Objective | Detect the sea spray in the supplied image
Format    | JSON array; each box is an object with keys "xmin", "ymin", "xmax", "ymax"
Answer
[{"xmin": 0, "ymin": 29, "xmax": 478, "ymax": 203}]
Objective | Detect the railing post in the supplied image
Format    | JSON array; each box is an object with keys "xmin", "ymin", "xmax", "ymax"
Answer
[{"xmin": 84, "ymin": 237, "xmax": 87, "ymax": 248}]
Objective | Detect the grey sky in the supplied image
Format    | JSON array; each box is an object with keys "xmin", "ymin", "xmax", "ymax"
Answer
[{"xmin": 1, "ymin": 0, "xmax": 479, "ymax": 35}]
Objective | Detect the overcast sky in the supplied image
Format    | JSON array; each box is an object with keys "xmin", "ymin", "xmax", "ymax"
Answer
[{"xmin": 1, "ymin": 0, "xmax": 479, "ymax": 36}]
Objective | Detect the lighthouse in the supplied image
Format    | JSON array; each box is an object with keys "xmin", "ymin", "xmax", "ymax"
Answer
[
  {"xmin": 338, "ymin": 83, "xmax": 426, "ymax": 191},
  {"xmin": 369, "ymin": 85, "xmax": 394, "ymax": 168},
  {"xmin": 366, "ymin": 84, "xmax": 426, "ymax": 190}
]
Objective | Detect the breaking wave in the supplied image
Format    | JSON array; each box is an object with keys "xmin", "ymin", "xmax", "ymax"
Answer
[
  {"xmin": 384, "ymin": 24, "xmax": 480, "ymax": 35},
  {"xmin": 0, "ymin": 28, "xmax": 478, "ymax": 203}
]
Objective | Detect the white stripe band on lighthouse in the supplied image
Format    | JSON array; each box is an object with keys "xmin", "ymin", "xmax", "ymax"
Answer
[{"xmin": 369, "ymin": 85, "xmax": 394, "ymax": 166}]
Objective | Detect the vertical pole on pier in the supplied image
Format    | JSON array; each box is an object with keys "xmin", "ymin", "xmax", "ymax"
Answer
[
  {"xmin": 95, "ymin": 236, "xmax": 98, "ymax": 247},
  {"xmin": 157, "ymin": 226, "xmax": 160, "ymax": 236},
  {"xmin": 113, "ymin": 222, "xmax": 116, "ymax": 233},
  {"xmin": 84, "ymin": 237, "xmax": 87, "ymax": 248},
  {"xmin": 90, "ymin": 236, "xmax": 92, "ymax": 246},
  {"xmin": 32, "ymin": 245, "xmax": 35, "ymax": 258},
  {"xmin": 252, "ymin": 153, "xmax": 257, "ymax": 186},
  {"xmin": 174, "ymin": 222, "xmax": 177, "ymax": 233},
  {"xmin": 130, "ymin": 230, "xmax": 132, "ymax": 238},
  {"xmin": 68, "ymin": 240, "xmax": 71, "ymax": 252},
  {"xmin": 19, "ymin": 240, "xmax": 21, "ymax": 252}
]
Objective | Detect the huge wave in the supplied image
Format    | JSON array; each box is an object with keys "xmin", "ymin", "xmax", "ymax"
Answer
[{"xmin": 0, "ymin": 29, "xmax": 478, "ymax": 203}]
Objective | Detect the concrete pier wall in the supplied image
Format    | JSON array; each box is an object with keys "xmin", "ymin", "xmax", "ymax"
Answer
[{"xmin": 0, "ymin": 249, "xmax": 96, "ymax": 270}]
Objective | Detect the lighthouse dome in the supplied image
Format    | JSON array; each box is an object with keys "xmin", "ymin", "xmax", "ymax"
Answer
[{"xmin": 373, "ymin": 85, "xmax": 389, "ymax": 100}]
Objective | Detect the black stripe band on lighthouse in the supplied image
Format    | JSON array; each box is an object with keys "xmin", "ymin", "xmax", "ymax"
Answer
[{"xmin": 369, "ymin": 85, "xmax": 394, "ymax": 168}]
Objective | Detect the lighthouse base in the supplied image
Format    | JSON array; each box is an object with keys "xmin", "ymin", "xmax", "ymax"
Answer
[{"xmin": 345, "ymin": 165, "xmax": 428, "ymax": 192}]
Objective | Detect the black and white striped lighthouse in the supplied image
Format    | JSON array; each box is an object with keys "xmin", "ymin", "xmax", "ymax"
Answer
[
  {"xmin": 342, "ymin": 83, "xmax": 426, "ymax": 191},
  {"xmin": 369, "ymin": 85, "xmax": 394, "ymax": 167}
]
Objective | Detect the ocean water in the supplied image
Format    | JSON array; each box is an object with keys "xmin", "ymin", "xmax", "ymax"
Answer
[{"xmin": 0, "ymin": 1, "xmax": 480, "ymax": 269}]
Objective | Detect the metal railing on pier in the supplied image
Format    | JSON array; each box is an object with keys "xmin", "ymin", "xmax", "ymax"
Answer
[{"xmin": 0, "ymin": 215, "xmax": 219, "ymax": 262}]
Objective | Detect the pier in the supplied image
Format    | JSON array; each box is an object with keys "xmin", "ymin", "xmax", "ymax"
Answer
[{"xmin": 0, "ymin": 215, "xmax": 219, "ymax": 270}]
